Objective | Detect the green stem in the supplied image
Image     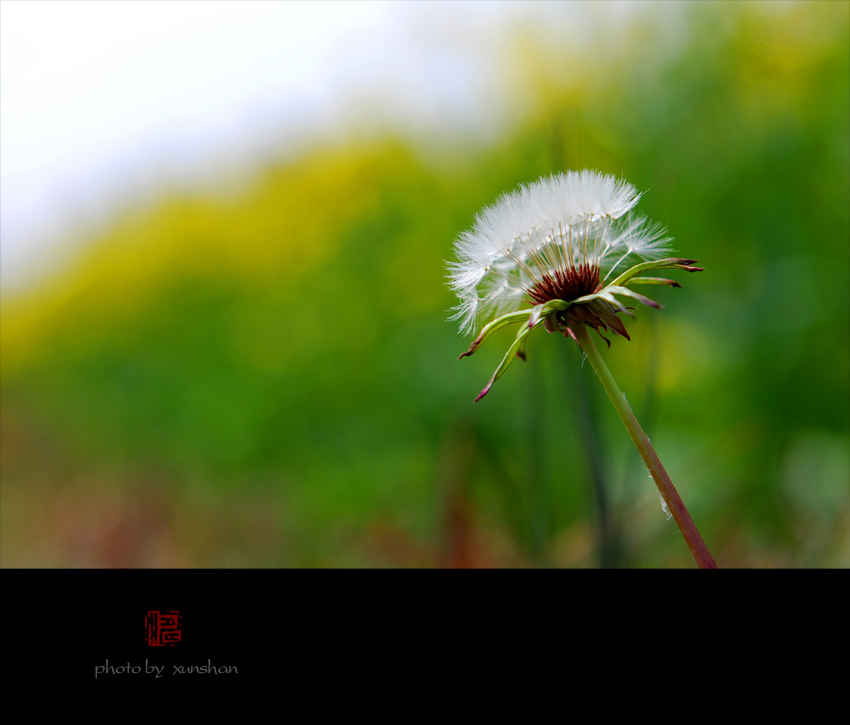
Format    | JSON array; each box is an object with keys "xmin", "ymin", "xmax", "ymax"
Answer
[{"xmin": 572, "ymin": 324, "xmax": 717, "ymax": 569}]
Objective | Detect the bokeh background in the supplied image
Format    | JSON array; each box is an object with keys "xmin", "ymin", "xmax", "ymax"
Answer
[{"xmin": 2, "ymin": 0, "xmax": 847, "ymax": 567}]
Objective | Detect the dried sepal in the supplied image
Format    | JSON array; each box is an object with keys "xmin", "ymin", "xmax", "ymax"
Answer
[
  {"xmin": 627, "ymin": 276, "xmax": 683, "ymax": 288},
  {"xmin": 608, "ymin": 258, "xmax": 703, "ymax": 288},
  {"xmin": 475, "ymin": 316, "xmax": 547, "ymax": 402},
  {"xmin": 459, "ymin": 309, "xmax": 533, "ymax": 360}
]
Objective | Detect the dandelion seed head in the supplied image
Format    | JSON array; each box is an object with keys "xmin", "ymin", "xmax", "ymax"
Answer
[{"xmin": 448, "ymin": 170, "xmax": 674, "ymax": 334}]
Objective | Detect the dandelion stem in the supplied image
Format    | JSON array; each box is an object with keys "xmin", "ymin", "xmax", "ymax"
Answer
[{"xmin": 572, "ymin": 324, "xmax": 717, "ymax": 569}]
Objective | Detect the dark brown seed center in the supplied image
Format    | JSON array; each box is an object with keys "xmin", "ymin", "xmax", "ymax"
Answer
[{"xmin": 528, "ymin": 264, "xmax": 601, "ymax": 305}]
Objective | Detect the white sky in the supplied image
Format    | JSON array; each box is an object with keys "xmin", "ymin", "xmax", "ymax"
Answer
[{"xmin": 0, "ymin": 0, "xmax": 659, "ymax": 293}]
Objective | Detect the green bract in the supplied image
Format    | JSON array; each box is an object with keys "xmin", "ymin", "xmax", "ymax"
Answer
[{"xmin": 459, "ymin": 258, "xmax": 702, "ymax": 402}]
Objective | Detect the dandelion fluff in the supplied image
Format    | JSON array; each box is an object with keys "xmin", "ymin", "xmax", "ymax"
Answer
[{"xmin": 448, "ymin": 171, "xmax": 673, "ymax": 334}]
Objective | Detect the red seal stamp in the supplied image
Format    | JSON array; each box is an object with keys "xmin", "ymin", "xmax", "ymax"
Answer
[{"xmin": 145, "ymin": 610, "xmax": 182, "ymax": 646}]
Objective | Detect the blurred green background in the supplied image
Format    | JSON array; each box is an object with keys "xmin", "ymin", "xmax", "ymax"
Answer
[{"xmin": 2, "ymin": 1, "xmax": 848, "ymax": 567}]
